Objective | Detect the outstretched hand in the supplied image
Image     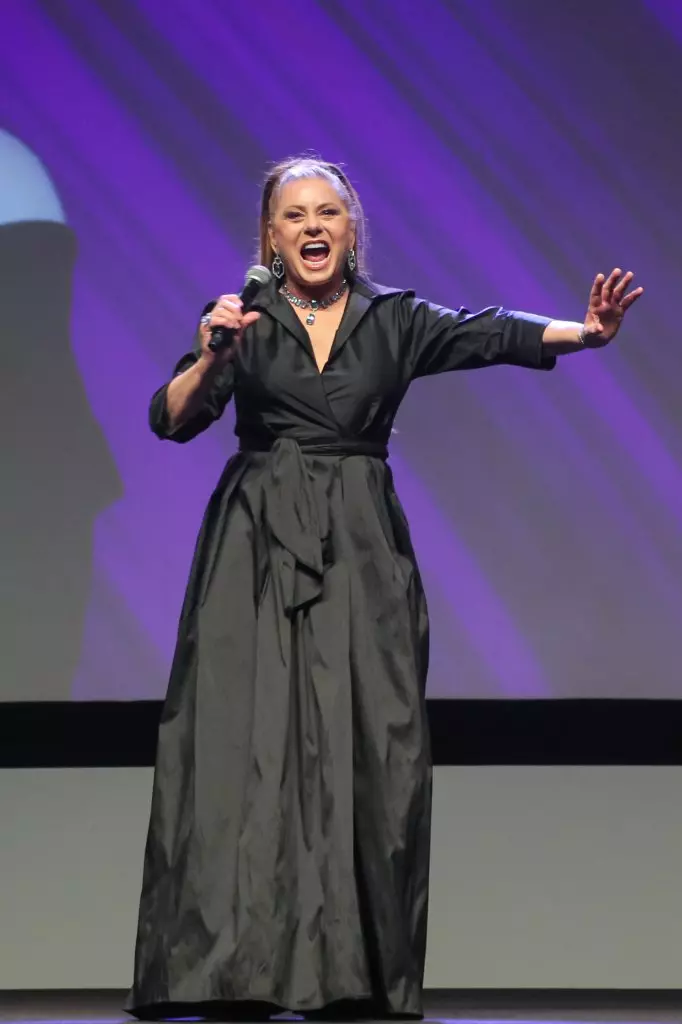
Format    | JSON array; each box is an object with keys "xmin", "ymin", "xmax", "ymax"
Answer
[{"xmin": 582, "ymin": 268, "xmax": 643, "ymax": 348}]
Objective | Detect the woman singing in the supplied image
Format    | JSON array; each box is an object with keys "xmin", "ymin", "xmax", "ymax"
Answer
[{"xmin": 126, "ymin": 157, "xmax": 642, "ymax": 1021}]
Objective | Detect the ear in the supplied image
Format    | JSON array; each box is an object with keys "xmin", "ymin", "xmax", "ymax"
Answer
[{"xmin": 268, "ymin": 221, "xmax": 277, "ymax": 253}]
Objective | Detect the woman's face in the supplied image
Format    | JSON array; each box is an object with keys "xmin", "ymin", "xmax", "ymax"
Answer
[{"xmin": 269, "ymin": 176, "xmax": 355, "ymax": 290}]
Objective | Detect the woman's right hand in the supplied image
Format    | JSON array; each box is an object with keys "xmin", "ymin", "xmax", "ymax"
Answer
[{"xmin": 198, "ymin": 294, "xmax": 261, "ymax": 367}]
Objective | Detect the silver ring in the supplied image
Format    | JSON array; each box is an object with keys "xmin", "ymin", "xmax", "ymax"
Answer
[{"xmin": 200, "ymin": 314, "xmax": 211, "ymax": 326}]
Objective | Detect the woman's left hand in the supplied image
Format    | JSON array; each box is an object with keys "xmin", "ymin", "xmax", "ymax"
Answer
[{"xmin": 582, "ymin": 268, "xmax": 644, "ymax": 348}]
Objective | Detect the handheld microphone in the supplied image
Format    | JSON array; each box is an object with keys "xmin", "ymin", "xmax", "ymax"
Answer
[{"xmin": 208, "ymin": 264, "xmax": 272, "ymax": 352}]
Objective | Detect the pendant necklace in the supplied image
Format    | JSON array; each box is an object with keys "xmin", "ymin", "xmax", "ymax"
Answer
[{"xmin": 280, "ymin": 280, "xmax": 348, "ymax": 326}]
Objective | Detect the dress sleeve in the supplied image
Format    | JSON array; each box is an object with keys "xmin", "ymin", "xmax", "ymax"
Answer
[
  {"xmin": 148, "ymin": 301, "xmax": 235, "ymax": 443},
  {"xmin": 401, "ymin": 292, "xmax": 556, "ymax": 380}
]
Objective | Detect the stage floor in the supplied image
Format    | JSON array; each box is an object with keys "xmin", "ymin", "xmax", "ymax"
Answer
[{"xmin": 1, "ymin": 991, "xmax": 681, "ymax": 1024}]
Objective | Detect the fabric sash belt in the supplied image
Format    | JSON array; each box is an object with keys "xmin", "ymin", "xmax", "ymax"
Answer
[{"xmin": 239, "ymin": 436, "xmax": 388, "ymax": 614}]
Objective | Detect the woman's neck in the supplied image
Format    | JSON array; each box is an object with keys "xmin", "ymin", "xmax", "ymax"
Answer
[{"xmin": 282, "ymin": 275, "xmax": 347, "ymax": 302}]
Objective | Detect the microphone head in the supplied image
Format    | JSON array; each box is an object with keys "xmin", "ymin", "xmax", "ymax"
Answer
[{"xmin": 244, "ymin": 264, "xmax": 272, "ymax": 288}]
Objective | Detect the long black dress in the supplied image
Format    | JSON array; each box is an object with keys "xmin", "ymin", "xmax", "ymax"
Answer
[{"xmin": 126, "ymin": 277, "xmax": 553, "ymax": 1020}]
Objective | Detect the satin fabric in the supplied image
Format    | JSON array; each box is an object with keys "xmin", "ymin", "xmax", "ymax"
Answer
[{"xmin": 126, "ymin": 277, "xmax": 553, "ymax": 1019}]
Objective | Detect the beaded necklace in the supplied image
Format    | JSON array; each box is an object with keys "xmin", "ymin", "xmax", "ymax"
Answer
[{"xmin": 280, "ymin": 280, "xmax": 348, "ymax": 326}]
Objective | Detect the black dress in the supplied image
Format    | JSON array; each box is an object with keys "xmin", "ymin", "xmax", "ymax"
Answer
[{"xmin": 126, "ymin": 277, "xmax": 553, "ymax": 1020}]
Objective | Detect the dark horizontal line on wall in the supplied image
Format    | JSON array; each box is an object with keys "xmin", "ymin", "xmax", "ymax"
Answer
[
  {"xmin": 1, "ymin": 699, "xmax": 680, "ymax": 768},
  {"xmin": 3, "ymin": 989, "xmax": 681, "ymax": 1015},
  {"xmin": 423, "ymin": 988, "xmax": 682, "ymax": 1011}
]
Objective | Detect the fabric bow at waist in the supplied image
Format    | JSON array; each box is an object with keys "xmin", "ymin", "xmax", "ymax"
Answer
[{"xmin": 239, "ymin": 436, "xmax": 388, "ymax": 615}]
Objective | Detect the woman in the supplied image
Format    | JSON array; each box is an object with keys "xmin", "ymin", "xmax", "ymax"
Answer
[{"xmin": 126, "ymin": 157, "xmax": 642, "ymax": 1021}]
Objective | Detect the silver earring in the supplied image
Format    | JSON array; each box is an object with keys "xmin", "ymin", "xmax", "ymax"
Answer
[
  {"xmin": 347, "ymin": 248, "xmax": 357, "ymax": 273},
  {"xmin": 272, "ymin": 253, "xmax": 284, "ymax": 279}
]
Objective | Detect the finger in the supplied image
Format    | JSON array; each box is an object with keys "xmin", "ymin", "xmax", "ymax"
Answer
[
  {"xmin": 589, "ymin": 273, "xmax": 605, "ymax": 304},
  {"xmin": 217, "ymin": 294, "xmax": 243, "ymax": 308},
  {"xmin": 230, "ymin": 311, "xmax": 261, "ymax": 347},
  {"xmin": 612, "ymin": 270, "xmax": 634, "ymax": 301},
  {"xmin": 601, "ymin": 267, "xmax": 621, "ymax": 305},
  {"xmin": 215, "ymin": 300, "xmax": 243, "ymax": 317},
  {"xmin": 241, "ymin": 311, "xmax": 261, "ymax": 329},
  {"xmin": 208, "ymin": 310, "xmax": 243, "ymax": 329},
  {"xmin": 620, "ymin": 286, "xmax": 644, "ymax": 311}
]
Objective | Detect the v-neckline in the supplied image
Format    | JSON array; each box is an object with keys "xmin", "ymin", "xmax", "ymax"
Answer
[
  {"xmin": 299, "ymin": 293, "xmax": 352, "ymax": 375},
  {"xmin": 253, "ymin": 279, "xmax": 386, "ymax": 377}
]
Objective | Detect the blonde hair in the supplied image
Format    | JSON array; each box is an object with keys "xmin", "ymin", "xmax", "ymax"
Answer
[{"xmin": 258, "ymin": 155, "xmax": 368, "ymax": 277}]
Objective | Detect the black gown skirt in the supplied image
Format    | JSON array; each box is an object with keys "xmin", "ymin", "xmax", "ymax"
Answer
[
  {"xmin": 125, "ymin": 278, "xmax": 553, "ymax": 1020},
  {"xmin": 125, "ymin": 440, "xmax": 432, "ymax": 1020}
]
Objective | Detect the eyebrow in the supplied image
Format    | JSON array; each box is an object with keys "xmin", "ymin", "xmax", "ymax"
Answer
[{"xmin": 282, "ymin": 201, "xmax": 342, "ymax": 212}]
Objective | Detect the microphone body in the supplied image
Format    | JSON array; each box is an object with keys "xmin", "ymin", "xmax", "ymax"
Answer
[{"xmin": 208, "ymin": 264, "xmax": 272, "ymax": 352}]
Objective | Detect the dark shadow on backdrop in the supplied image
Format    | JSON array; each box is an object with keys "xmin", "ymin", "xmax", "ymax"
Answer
[{"xmin": 1, "ymin": 221, "xmax": 122, "ymax": 699}]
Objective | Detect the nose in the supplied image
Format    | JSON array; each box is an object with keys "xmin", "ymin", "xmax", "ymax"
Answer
[{"xmin": 303, "ymin": 217, "xmax": 323, "ymax": 236}]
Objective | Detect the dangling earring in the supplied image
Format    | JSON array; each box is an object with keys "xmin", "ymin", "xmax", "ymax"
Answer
[
  {"xmin": 347, "ymin": 248, "xmax": 357, "ymax": 273},
  {"xmin": 272, "ymin": 253, "xmax": 284, "ymax": 279}
]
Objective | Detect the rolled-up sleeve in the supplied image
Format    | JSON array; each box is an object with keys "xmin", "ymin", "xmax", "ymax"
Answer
[
  {"xmin": 149, "ymin": 302, "xmax": 235, "ymax": 443},
  {"xmin": 402, "ymin": 293, "xmax": 555, "ymax": 380}
]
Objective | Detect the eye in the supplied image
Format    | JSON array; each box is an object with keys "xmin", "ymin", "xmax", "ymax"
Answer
[
  {"xmin": 284, "ymin": 211, "xmax": 302, "ymax": 220},
  {"xmin": 322, "ymin": 208, "xmax": 339, "ymax": 216}
]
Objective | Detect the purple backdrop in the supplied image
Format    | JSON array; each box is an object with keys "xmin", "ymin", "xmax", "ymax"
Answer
[{"xmin": 2, "ymin": 0, "xmax": 681, "ymax": 700}]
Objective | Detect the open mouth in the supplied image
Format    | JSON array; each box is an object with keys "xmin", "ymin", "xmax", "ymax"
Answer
[{"xmin": 300, "ymin": 241, "xmax": 331, "ymax": 268}]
